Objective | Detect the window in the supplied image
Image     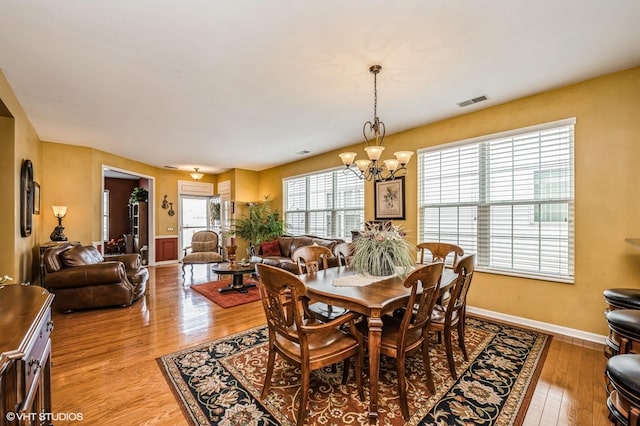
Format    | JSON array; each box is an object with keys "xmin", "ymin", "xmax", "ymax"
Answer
[
  {"xmin": 283, "ymin": 168, "xmax": 364, "ymax": 240},
  {"xmin": 418, "ymin": 118, "xmax": 575, "ymax": 282}
]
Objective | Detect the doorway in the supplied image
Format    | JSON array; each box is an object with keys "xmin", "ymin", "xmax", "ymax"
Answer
[
  {"xmin": 179, "ymin": 195, "xmax": 221, "ymax": 256},
  {"xmin": 102, "ymin": 165, "xmax": 155, "ymax": 265}
]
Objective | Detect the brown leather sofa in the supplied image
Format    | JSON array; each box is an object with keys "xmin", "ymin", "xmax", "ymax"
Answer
[
  {"xmin": 251, "ymin": 235, "xmax": 345, "ymax": 274},
  {"xmin": 42, "ymin": 243, "xmax": 148, "ymax": 312}
]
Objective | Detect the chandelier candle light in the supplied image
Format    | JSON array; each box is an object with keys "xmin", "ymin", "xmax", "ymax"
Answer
[
  {"xmin": 190, "ymin": 168, "xmax": 204, "ymax": 181},
  {"xmin": 339, "ymin": 65, "xmax": 413, "ymax": 181}
]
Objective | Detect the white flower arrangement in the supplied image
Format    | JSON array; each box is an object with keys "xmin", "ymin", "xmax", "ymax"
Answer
[{"xmin": 0, "ymin": 275, "xmax": 12, "ymax": 284}]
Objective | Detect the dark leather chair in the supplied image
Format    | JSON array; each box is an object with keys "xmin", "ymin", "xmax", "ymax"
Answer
[
  {"xmin": 256, "ymin": 264, "xmax": 363, "ymax": 426},
  {"xmin": 606, "ymin": 309, "xmax": 640, "ymax": 358},
  {"xmin": 606, "ymin": 354, "xmax": 640, "ymax": 425},
  {"xmin": 605, "ymin": 289, "xmax": 640, "ymax": 311},
  {"xmin": 43, "ymin": 243, "xmax": 148, "ymax": 312}
]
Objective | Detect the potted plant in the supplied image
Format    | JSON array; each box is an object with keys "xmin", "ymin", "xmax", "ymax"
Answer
[
  {"xmin": 232, "ymin": 196, "xmax": 286, "ymax": 255},
  {"xmin": 351, "ymin": 223, "xmax": 414, "ymax": 277},
  {"xmin": 129, "ymin": 187, "xmax": 148, "ymax": 204}
]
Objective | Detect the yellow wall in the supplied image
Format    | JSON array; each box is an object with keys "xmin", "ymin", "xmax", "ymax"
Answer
[
  {"xmin": 0, "ymin": 70, "xmax": 42, "ymax": 284},
  {"xmin": 4, "ymin": 64, "xmax": 640, "ymax": 335},
  {"xmin": 256, "ymin": 67, "xmax": 640, "ymax": 335},
  {"xmin": 40, "ymin": 142, "xmax": 217, "ymax": 245}
]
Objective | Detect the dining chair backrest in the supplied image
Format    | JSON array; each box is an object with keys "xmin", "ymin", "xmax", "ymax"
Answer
[
  {"xmin": 446, "ymin": 253, "xmax": 476, "ymax": 315},
  {"xmin": 417, "ymin": 242, "xmax": 464, "ymax": 266},
  {"xmin": 292, "ymin": 245, "xmax": 332, "ymax": 274},
  {"xmin": 333, "ymin": 242, "xmax": 354, "ymax": 267},
  {"xmin": 398, "ymin": 261, "xmax": 444, "ymax": 351},
  {"xmin": 256, "ymin": 263, "xmax": 308, "ymax": 339}
]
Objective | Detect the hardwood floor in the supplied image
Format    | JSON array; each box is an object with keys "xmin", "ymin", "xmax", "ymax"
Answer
[{"xmin": 49, "ymin": 264, "xmax": 612, "ymax": 425}]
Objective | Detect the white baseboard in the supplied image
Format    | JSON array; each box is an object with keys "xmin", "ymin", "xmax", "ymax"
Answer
[{"xmin": 467, "ymin": 306, "xmax": 607, "ymax": 345}]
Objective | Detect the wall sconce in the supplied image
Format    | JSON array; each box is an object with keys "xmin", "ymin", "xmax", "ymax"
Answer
[
  {"xmin": 50, "ymin": 205, "xmax": 68, "ymax": 241},
  {"xmin": 190, "ymin": 168, "xmax": 204, "ymax": 181},
  {"xmin": 162, "ymin": 195, "xmax": 169, "ymax": 209}
]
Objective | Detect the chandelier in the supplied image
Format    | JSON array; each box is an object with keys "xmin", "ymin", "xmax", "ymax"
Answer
[
  {"xmin": 190, "ymin": 167, "xmax": 204, "ymax": 181},
  {"xmin": 339, "ymin": 65, "xmax": 413, "ymax": 181}
]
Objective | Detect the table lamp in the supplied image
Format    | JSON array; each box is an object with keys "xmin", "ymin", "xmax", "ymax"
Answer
[{"xmin": 50, "ymin": 205, "xmax": 68, "ymax": 241}]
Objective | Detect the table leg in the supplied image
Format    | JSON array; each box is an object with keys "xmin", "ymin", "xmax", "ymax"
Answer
[
  {"xmin": 367, "ymin": 316, "xmax": 383, "ymax": 423},
  {"xmin": 218, "ymin": 273, "xmax": 257, "ymax": 294}
]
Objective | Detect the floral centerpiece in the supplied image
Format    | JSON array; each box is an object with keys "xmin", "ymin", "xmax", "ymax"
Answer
[{"xmin": 351, "ymin": 223, "xmax": 414, "ymax": 277}]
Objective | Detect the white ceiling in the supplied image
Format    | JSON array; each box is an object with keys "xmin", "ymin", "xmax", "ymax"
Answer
[{"xmin": 1, "ymin": 1, "xmax": 639, "ymax": 175}]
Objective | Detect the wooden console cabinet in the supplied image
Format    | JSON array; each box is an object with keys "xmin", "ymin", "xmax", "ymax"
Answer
[{"xmin": 0, "ymin": 285, "xmax": 54, "ymax": 426}]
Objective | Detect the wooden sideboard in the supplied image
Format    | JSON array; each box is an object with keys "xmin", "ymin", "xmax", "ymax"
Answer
[{"xmin": 0, "ymin": 285, "xmax": 54, "ymax": 426}]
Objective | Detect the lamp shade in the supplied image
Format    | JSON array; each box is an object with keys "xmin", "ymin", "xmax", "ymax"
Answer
[
  {"xmin": 52, "ymin": 205, "xmax": 67, "ymax": 218},
  {"xmin": 190, "ymin": 168, "xmax": 204, "ymax": 181}
]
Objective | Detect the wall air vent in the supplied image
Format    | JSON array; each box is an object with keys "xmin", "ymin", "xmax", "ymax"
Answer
[{"xmin": 457, "ymin": 95, "xmax": 488, "ymax": 108}]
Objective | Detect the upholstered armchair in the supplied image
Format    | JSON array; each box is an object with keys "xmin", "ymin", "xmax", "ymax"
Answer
[
  {"xmin": 181, "ymin": 230, "xmax": 223, "ymax": 276},
  {"xmin": 42, "ymin": 243, "xmax": 148, "ymax": 312}
]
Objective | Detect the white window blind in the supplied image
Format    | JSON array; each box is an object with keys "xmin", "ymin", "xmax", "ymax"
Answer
[
  {"xmin": 283, "ymin": 168, "xmax": 364, "ymax": 240},
  {"xmin": 418, "ymin": 119, "xmax": 575, "ymax": 282}
]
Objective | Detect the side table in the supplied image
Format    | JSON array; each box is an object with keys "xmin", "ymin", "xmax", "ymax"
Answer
[{"xmin": 212, "ymin": 262, "xmax": 257, "ymax": 294}]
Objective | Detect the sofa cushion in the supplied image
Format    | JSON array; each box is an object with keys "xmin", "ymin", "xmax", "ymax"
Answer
[
  {"xmin": 277, "ymin": 236, "xmax": 295, "ymax": 258},
  {"xmin": 261, "ymin": 240, "xmax": 281, "ymax": 257},
  {"xmin": 61, "ymin": 245, "xmax": 104, "ymax": 267},
  {"xmin": 289, "ymin": 237, "xmax": 314, "ymax": 257}
]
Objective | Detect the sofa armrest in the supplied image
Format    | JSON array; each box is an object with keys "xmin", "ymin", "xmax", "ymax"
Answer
[
  {"xmin": 105, "ymin": 253, "xmax": 141, "ymax": 271},
  {"xmin": 45, "ymin": 262, "xmax": 127, "ymax": 290}
]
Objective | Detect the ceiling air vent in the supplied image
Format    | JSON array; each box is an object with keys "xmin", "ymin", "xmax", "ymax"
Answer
[
  {"xmin": 296, "ymin": 150, "xmax": 311, "ymax": 156},
  {"xmin": 457, "ymin": 95, "xmax": 488, "ymax": 108}
]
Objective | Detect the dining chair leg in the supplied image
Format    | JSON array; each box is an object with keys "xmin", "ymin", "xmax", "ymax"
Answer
[
  {"xmin": 298, "ymin": 370, "xmax": 311, "ymax": 426},
  {"xmin": 421, "ymin": 340, "xmax": 436, "ymax": 394},
  {"xmin": 444, "ymin": 323, "xmax": 457, "ymax": 380},
  {"xmin": 457, "ymin": 318, "xmax": 468, "ymax": 361},
  {"xmin": 341, "ymin": 358, "xmax": 351, "ymax": 384},
  {"xmin": 355, "ymin": 352, "xmax": 364, "ymax": 400},
  {"xmin": 261, "ymin": 345, "xmax": 276, "ymax": 399},
  {"xmin": 396, "ymin": 353, "xmax": 411, "ymax": 420}
]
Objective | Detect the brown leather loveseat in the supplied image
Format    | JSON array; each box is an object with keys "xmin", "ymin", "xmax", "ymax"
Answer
[
  {"xmin": 251, "ymin": 235, "xmax": 345, "ymax": 274},
  {"xmin": 42, "ymin": 243, "xmax": 148, "ymax": 312}
]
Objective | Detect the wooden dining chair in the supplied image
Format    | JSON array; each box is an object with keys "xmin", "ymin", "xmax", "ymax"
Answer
[
  {"xmin": 430, "ymin": 253, "xmax": 476, "ymax": 380},
  {"xmin": 333, "ymin": 242, "xmax": 354, "ymax": 267},
  {"xmin": 354, "ymin": 261, "xmax": 444, "ymax": 420},
  {"xmin": 256, "ymin": 264, "xmax": 364, "ymax": 426},
  {"xmin": 417, "ymin": 241, "xmax": 464, "ymax": 302},
  {"xmin": 293, "ymin": 245, "xmax": 348, "ymax": 322}
]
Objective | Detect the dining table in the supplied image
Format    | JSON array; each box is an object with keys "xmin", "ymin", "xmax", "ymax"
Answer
[{"xmin": 300, "ymin": 264, "xmax": 457, "ymax": 423}]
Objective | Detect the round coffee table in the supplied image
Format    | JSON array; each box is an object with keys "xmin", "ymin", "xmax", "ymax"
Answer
[{"xmin": 212, "ymin": 262, "xmax": 257, "ymax": 294}]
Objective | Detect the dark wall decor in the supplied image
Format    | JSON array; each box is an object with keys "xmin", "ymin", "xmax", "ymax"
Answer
[
  {"xmin": 20, "ymin": 159, "xmax": 34, "ymax": 237},
  {"xmin": 374, "ymin": 176, "xmax": 405, "ymax": 220}
]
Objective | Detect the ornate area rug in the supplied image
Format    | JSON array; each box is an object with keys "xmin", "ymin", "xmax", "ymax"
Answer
[
  {"xmin": 157, "ymin": 316, "xmax": 551, "ymax": 425},
  {"xmin": 191, "ymin": 278, "xmax": 261, "ymax": 308}
]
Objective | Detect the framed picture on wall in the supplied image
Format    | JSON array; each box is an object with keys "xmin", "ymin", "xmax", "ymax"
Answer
[
  {"xmin": 33, "ymin": 182, "xmax": 40, "ymax": 214},
  {"xmin": 374, "ymin": 177, "xmax": 405, "ymax": 220}
]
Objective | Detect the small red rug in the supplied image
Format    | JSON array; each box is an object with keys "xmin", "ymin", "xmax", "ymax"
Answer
[{"xmin": 191, "ymin": 278, "xmax": 261, "ymax": 308}]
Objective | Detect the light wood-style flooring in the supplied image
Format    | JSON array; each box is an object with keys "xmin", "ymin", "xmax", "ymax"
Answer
[{"xmin": 50, "ymin": 264, "xmax": 612, "ymax": 425}]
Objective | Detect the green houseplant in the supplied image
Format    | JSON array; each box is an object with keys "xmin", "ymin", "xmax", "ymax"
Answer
[
  {"xmin": 351, "ymin": 223, "xmax": 414, "ymax": 277},
  {"xmin": 232, "ymin": 196, "xmax": 286, "ymax": 254}
]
